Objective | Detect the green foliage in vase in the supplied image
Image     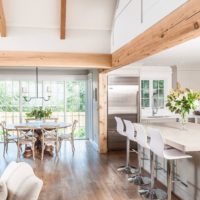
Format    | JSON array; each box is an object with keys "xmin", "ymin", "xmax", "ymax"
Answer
[
  {"xmin": 166, "ymin": 83, "xmax": 200, "ymax": 119},
  {"xmin": 26, "ymin": 107, "xmax": 52, "ymax": 120}
]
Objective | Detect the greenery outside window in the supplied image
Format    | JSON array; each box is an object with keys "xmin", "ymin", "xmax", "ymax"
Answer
[
  {"xmin": 141, "ymin": 80, "xmax": 150, "ymax": 108},
  {"xmin": 0, "ymin": 80, "xmax": 87, "ymax": 139},
  {"xmin": 153, "ymin": 80, "xmax": 165, "ymax": 108}
]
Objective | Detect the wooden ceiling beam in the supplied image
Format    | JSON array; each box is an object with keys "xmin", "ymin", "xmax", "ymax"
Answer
[
  {"xmin": 0, "ymin": 51, "xmax": 112, "ymax": 69},
  {"xmin": 0, "ymin": 0, "xmax": 6, "ymax": 37},
  {"xmin": 60, "ymin": 0, "xmax": 66, "ymax": 39},
  {"xmin": 111, "ymin": 0, "xmax": 200, "ymax": 71}
]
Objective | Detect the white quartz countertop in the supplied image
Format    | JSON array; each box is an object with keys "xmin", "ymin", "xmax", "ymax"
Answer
[
  {"xmin": 108, "ymin": 107, "xmax": 137, "ymax": 114},
  {"xmin": 143, "ymin": 122, "xmax": 200, "ymax": 152}
]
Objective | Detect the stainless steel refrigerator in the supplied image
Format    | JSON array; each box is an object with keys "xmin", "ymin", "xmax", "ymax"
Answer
[{"xmin": 107, "ymin": 76, "xmax": 140, "ymax": 151}]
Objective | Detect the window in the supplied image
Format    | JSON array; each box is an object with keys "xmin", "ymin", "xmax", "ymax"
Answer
[
  {"xmin": 141, "ymin": 80, "xmax": 150, "ymax": 108},
  {"xmin": 0, "ymin": 80, "xmax": 87, "ymax": 139},
  {"xmin": 153, "ymin": 80, "xmax": 164, "ymax": 108},
  {"xmin": 141, "ymin": 79, "xmax": 165, "ymax": 109}
]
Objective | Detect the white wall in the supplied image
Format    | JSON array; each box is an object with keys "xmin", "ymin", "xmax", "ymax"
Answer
[
  {"xmin": 177, "ymin": 66, "xmax": 200, "ymax": 91},
  {"xmin": 0, "ymin": 28, "xmax": 111, "ymax": 53},
  {"xmin": 111, "ymin": 0, "xmax": 187, "ymax": 52}
]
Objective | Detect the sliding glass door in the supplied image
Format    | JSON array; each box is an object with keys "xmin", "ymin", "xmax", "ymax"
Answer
[{"xmin": 0, "ymin": 80, "xmax": 87, "ymax": 139}]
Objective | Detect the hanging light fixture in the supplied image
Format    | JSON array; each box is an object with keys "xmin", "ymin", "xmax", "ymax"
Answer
[{"xmin": 22, "ymin": 67, "xmax": 51, "ymax": 102}]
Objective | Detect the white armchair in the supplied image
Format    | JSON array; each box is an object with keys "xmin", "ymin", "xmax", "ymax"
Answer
[{"xmin": 0, "ymin": 161, "xmax": 43, "ymax": 200}]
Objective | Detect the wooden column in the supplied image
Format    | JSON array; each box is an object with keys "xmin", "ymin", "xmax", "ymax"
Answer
[
  {"xmin": 0, "ymin": 0, "xmax": 6, "ymax": 37},
  {"xmin": 98, "ymin": 72, "xmax": 108, "ymax": 153},
  {"xmin": 60, "ymin": 0, "xmax": 66, "ymax": 39}
]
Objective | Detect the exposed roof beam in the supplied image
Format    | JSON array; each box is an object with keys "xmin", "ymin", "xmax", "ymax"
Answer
[
  {"xmin": 60, "ymin": 0, "xmax": 66, "ymax": 39},
  {"xmin": 0, "ymin": 51, "xmax": 112, "ymax": 69},
  {"xmin": 111, "ymin": 0, "xmax": 200, "ymax": 71},
  {"xmin": 0, "ymin": 0, "xmax": 6, "ymax": 37}
]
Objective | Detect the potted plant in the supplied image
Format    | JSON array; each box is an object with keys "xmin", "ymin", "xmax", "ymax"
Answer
[
  {"xmin": 166, "ymin": 83, "xmax": 200, "ymax": 128},
  {"xmin": 26, "ymin": 107, "xmax": 52, "ymax": 120}
]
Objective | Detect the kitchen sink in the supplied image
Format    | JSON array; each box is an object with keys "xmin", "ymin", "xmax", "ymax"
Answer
[{"xmin": 147, "ymin": 115, "xmax": 170, "ymax": 118}]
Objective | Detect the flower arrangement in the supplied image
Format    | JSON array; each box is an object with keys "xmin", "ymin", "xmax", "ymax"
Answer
[
  {"xmin": 166, "ymin": 83, "xmax": 200, "ymax": 124},
  {"xmin": 26, "ymin": 107, "xmax": 52, "ymax": 120}
]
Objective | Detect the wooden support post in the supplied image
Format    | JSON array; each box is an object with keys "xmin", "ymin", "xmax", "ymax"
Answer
[
  {"xmin": 0, "ymin": 0, "xmax": 6, "ymax": 37},
  {"xmin": 99, "ymin": 72, "xmax": 108, "ymax": 153},
  {"xmin": 60, "ymin": 0, "xmax": 66, "ymax": 39}
]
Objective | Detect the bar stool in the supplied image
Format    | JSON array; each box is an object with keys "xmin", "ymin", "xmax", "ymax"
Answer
[
  {"xmin": 114, "ymin": 117, "xmax": 137, "ymax": 174},
  {"xmin": 143, "ymin": 127, "xmax": 192, "ymax": 200},
  {"xmin": 125, "ymin": 122, "xmax": 151, "ymax": 186}
]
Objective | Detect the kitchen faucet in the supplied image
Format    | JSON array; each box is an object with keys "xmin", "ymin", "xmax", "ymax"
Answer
[{"xmin": 152, "ymin": 94, "xmax": 159, "ymax": 116}]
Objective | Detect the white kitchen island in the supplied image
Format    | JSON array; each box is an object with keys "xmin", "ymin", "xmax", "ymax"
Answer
[
  {"xmin": 143, "ymin": 122, "xmax": 200, "ymax": 152},
  {"xmin": 141, "ymin": 122, "xmax": 200, "ymax": 200}
]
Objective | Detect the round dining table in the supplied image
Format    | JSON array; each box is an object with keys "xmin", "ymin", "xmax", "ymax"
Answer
[
  {"xmin": 5, "ymin": 121, "xmax": 72, "ymax": 158},
  {"xmin": 6, "ymin": 121, "xmax": 71, "ymax": 131}
]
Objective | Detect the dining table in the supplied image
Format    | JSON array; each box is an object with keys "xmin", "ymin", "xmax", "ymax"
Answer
[
  {"xmin": 6, "ymin": 121, "xmax": 71, "ymax": 131},
  {"xmin": 5, "ymin": 121, "xmax": 72, "ymax": 157}
]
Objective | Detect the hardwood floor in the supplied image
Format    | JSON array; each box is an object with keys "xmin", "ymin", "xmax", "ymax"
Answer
[{"xmin": 0, "ymin": 141, "xmax": 180, "ymax": 200}]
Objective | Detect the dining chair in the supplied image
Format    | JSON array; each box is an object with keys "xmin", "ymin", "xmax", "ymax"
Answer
[
  {"xmin": 41, "ymin": 125, "xmax": 60, "ymax": 160},
  {"xmin": 15, "ymin": 126, "xmax": 36, "ymax": 160},
  {"xmin": 0, "ymin": 121, "xmax": 17, "ymax": 157},
  {"xmin": 43, "ymin": 118, "xmax": 58, "ymax": 123},
  {"xmin": 25, "ymin": 118, "xmax": 40, "ymax": 123},
  {"xmin": 58, "ymin": 120, "xmax": 78, "ymax": 154}
]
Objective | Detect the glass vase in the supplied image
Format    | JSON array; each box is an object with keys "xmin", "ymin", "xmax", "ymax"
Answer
[{"xmin": 180, "ymin": 113, "xmax": 188, "ymax": 130}]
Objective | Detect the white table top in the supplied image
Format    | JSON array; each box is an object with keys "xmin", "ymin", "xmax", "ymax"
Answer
[
  {"xmin": 6, "ymin": 122, "xmax": 71, "ymax": 131},
  {"xmin": 142, "ymin": 122, "xmax": 200, "ymax": 152}
]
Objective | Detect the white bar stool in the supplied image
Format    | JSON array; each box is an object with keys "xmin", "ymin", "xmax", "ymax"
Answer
[
  {"xmin": 126, "ymin": 122, "xmax": 151, "ymax": 186},
  {"xmin": 144, "ymin": 127, "xmax": 192, "ymax": 200},
  {"xmin": 114, "ymin": 117, "xmax": 137, "ymax": 174}
]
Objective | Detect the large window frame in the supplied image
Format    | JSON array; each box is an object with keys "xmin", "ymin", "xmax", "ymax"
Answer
[
  {"xmin": 0, "ymin": 73, "xmax": 88, "ymax": 139},
  {"xmin": 141, "ymin": 79, "xmax": 166, "ymax": 109}
]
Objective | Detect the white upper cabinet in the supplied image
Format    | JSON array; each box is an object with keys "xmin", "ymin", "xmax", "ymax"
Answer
[{"xmin": 111, "ymin": 0, "xmax": 187, "ymax": 52}]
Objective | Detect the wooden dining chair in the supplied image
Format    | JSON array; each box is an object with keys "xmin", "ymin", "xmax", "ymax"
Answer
[
  {"xmin": 15, "ymin": 126, "xmax": 36, "ymax": 160},
  {"xmin": 0, "ymin": 121, "xmax": 17, "ymax": 157},
  {"xmin": 58, "ymin": 120, "xmax": 78, "ymax": 154},
  {"xmin": 25, "ymin": 118, "xmax": 40, "ymax": 123},
  {"xmin": 40, "ymin": 125, "xmax": 59, "ymax": 160},
  {"xmin": 43, "ymin": 118, "xmax": 58, "ymax": 123}
]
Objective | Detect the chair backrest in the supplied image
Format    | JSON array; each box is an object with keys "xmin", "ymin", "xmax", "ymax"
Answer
[
  {"xmin": 0, "ymin": 121, "xmax": 6, "ymax": 132},
  {"xmin": 25, "ymin": 118, "xmax": 40, "ymax": 123},
  {"xmin": 15, "ymin": 126, "xmax": 35, "ymax": 139},
  {"xmin": 134, "ymin": 123, "xmax": 149, "ymax": 149},
  {"xmin": 147, "ymin": 127, "xmax": 165, "ymax": 158},
  {"xmin": 71, "ymin": 120, "xmax": 78, "ymax": 135},
  {"xmin": 0, "ymin": 121, "xmax": 7, "ymax": 141},
  {"xmin": 124, "ymin": 120, "xmax": 135, "ymax": 141},
  {"xmin": 114, "ymin": 117, "xmax": 125, "ymax": 136},
  {"xmin": 43, "ymin": 118, "xmax": 58, "ymax": 123},
  {"xmin": 1, "ymin": 161, "xmax": 43, "ymax": 200},
  {"xmin": 41, "ymin": 125, "xmax": 59, "ymax": 140}
]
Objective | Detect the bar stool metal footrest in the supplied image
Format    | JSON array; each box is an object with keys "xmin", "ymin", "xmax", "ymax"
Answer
[
  {"xmin": 128, "ymin": 175, "xmax": 151, "ymax": 186},
  {"xmin": 117, "ymin": 165, "xmax": 139, "ymax": 174},
  {"xmin": 139, "ymin": 188, "xmax": 167, "ymax": 200}
]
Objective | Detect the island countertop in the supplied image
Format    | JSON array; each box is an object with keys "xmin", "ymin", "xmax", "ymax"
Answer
[{"xmin": 142, "ymin": 122, "xmax": 200, "ymax": 152}]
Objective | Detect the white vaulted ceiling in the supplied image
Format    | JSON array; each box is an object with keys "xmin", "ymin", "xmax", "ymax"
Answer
[
  {"xmin": 4, "ymin": 0, "xmax": 115, "ymax": 30},
  {"xmin": 0, "ymin": 0, "xmax": 116, "ymax": 53}
]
